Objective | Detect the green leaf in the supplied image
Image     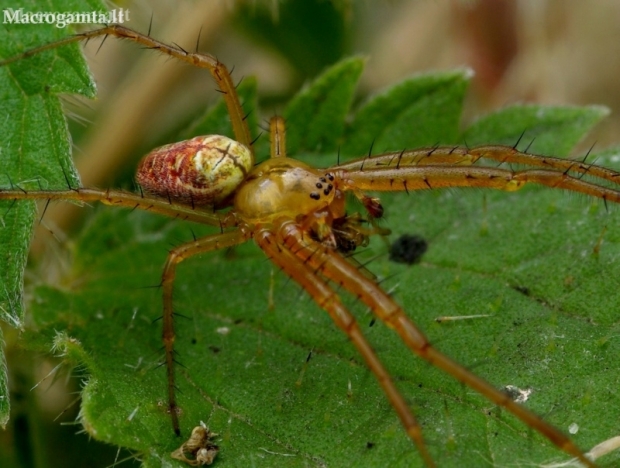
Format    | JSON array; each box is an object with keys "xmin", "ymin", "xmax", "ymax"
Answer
[
  {"xmin": 234, "ymin": 0, "xmax": 349, "ymax": 79},
  {"xmin": 0, "ymin": 0, "xmax": 103, "ymax": 324},
  {"xmin": 463, "ymin": 104, "xmax": 610, "ymax": 155},
  {"xmin": 0, "ymin": 0, "xmax": 104, "ymax": 428},
  {"xmin": 284, "ymin": 57, "xmax": 364, "ymax": 154},
  {"xmin": 343, "ymin": 69, "xmax": 471, "ymax": 156},
  {"xmin": 3, "ymin": 7, "xmax": 620, "ymax": 468}
]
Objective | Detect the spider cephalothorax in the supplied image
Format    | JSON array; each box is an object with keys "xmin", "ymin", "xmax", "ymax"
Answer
[
  {"xmin": 233, "ymin": 158, "xmax": 342, "ymax": 225},
  {"xmin": 3, "ymin": 23, "xmax": 620, "ymax": 468}
]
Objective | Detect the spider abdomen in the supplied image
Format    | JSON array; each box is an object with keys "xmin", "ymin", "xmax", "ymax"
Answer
[{"xmin": 136, "ymin": 135, "xmax": 252, "ymax": 206}]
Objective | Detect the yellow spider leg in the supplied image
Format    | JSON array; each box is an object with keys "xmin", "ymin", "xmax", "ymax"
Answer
[
  {"xmin": 256, "ymin": 227, "xmax": 436, "ymax": 468},
  {"xmin": 0, "ymin": 25, "xmax": 254, "ymax": 158},
  {"xmin": 270, "ymin": 116, "xmax": 287, "ymax": 158},
  {"xmin": 338, "ymin": 165, "xmax": 620, "ymax": 203},
  {"xmin": 276, "ymin": 221, "xmax": 596, "ymax": 468},
  {"xmin": 333, "ymin": 145, "xmax": 620, "ymax": 189},
  {"xmin": 160, "ymin": 229, "xmax": 249, "ymax": 434},
  {"xmin": 469, "ymin": 145, "xmax": 620, "ymax": 184},
  {"xmin": 0, "ymin": 188, "xmax": 228, "ymax": 226},
  {"xmin": 332, "ymin": 147, "xmax": 476, "ymax": 171}
]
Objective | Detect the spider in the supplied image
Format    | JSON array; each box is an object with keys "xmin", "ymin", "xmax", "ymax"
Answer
[{"xmin": 1, "ymin": 23, "xmax": 619, "ymax": 468}]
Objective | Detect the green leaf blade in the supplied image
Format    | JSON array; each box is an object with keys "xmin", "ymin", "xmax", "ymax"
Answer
[
  {"xmin": 343, "ymin": 69, "xmax": 471, "ymax": 156},
  {"xmin": 0, "ymin": 0, "xmax": 106, "ymax": 431},
  {"xmin": 284, "ymin": 57, "xmax": 364, "ymax": 154},
  {"xmin": 463, "ymin": 104, "xmax": 610, "ymax": 155}
]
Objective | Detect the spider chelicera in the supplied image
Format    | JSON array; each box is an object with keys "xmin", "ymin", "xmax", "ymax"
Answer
[{"xmin": 2, "ymin": 24, "xmax": 619, "ymax": 467}]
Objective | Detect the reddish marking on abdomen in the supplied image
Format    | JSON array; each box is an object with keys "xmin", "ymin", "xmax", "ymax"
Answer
[{"xmin": 136, "ymin": 137, "xmax": 223, "ymax": 205}]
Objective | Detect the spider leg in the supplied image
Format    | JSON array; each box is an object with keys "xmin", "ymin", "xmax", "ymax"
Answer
[
  {"xmin": 338, "ymin": 165, "xmax": 620, "ymax": 204},
  {"xmin": 0, "ymin": 188, "xmax": 229, "ymax": 226},
  {"xmin": 275, "ymin": 221, "xmax": 596, "ymax": 468},
  {"xmin": 468, "ymin": 145, "xmax": 620, "ymax": 184},
  {"xmin": 332, "ymin": 145, "xmax": 620, "ymax": 188},
  {"xmin": 270, "ymin": 116, "xmax": 287, "ymax": 159},
  {"xmin": 332, "ymin": 147, "xmax": 475, "ymax": 171},
  {"xmin": 256, "ymin": 227, "xmax": 436, "ymax": 468},
  {"xmin": 160, "ymin": 230, "xmax": 249, "ymax": 434},
  {"xmin": 0, "ymin": 25, "xmax": 253, "ymax": 156}
]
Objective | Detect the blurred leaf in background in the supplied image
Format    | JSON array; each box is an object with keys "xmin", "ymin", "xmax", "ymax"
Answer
[{"xmin": 234, "ymin": 0, "xmax": 351, "ymax": 80}]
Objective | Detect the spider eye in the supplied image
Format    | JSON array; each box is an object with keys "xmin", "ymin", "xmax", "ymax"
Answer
[{"xmin": 136, "ymin": 135, "xmax": 252, "ymax": 206}]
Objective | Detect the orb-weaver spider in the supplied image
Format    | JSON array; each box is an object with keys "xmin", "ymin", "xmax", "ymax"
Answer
[{"xmin": 1, "ymin": 23, "xmax": 619, "ymax": 468}]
